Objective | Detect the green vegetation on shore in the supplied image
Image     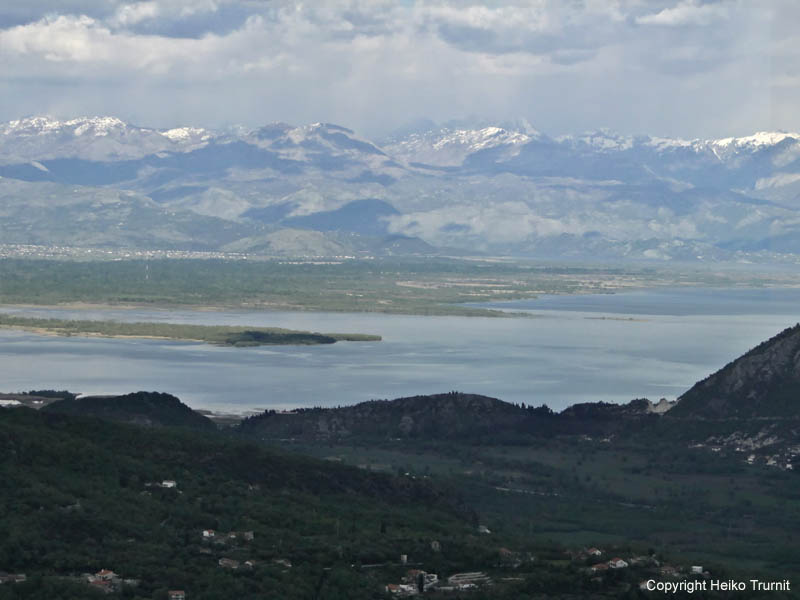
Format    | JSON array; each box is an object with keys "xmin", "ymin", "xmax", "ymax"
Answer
[
  {"xmin": 1, "ymin": 257, "xmax": 792, "ymax": 317},
  {"xmin": 0, "ymin": 314, "xmax": 380, "ymax": 346}
]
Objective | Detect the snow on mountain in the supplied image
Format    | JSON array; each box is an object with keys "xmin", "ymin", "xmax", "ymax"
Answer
[
  {"xmin": 711, "ymin": 131, "xmax": 800, "ymax": 149},
  {"xmin": 386, "ymin": 123, "xmax": 800, "ymax": 185},
  {"xmin": 558, "ymin": 129, "xmax": 635, "ymax": 152},
  {"xmin": 549, "ymin": 128, "xmax": 800, "ymax": 160},
  {"xmin": 1, "ymin": 116, "xmax": 129, "ymax": 137},
  {"xmin": 433, "ymin": 126, "xmax": 534, "ymax": 151},
  {"xmin": 385, "ymin": 124, "xmax": 542, "ymax": 167},
  {"xmin": 2, "ymin": 115, "xmax": 800, "ymax": 261},
  {"xmin": 642, "ymin": 136, "xmax": 696, "ymax": 151},
  {"xmin": 161, "ymin": 127, "xmax": 213, "ymax": 143},
  {"xmin": 0, "ymin": 116, "xmax": 213, "ymax": 162},
  {"xmin": 638, "ymin": 131, "xmax": 800, "ymax": 167}
]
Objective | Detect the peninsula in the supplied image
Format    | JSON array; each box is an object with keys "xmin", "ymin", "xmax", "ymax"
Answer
[{"xmin": 0, "ymin": 314, "xmax": 381, "ymax": 346}]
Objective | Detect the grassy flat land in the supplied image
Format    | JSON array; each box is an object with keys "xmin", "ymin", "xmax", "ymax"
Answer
[
  {"xmin": 1, "ymin": 257, "xmax": 797, "ymax": 317},
  {"xmin": 0, "ymin": 315, "xmax": 381, "ymax": 346}
]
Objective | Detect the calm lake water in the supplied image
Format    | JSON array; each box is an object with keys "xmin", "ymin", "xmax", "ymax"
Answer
[{"xmin": 1, "ymin": 287, "xmax": 798, "ymax": 412}]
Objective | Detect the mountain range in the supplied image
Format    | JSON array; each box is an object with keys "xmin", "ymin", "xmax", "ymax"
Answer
[{"xmin": 2, "ymin": 115, "xmax": 800, "ymax": 260}]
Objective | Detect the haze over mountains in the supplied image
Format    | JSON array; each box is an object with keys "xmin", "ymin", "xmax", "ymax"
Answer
[{"xmin": 2, "ymin": 115, "xmax": 800, "ymax": 261}]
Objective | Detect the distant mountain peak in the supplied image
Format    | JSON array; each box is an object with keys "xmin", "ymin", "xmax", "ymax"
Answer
[
  {"xmin": 160, "ymin": 126, "xmax": 213, "ymax": 142},
  {"xmin": 431, "ymin": 126, "xmax": 534, "ymax": 150},
  {"xmin": 711, "ymin": 131, "xmax": 800, "ymax": 149},
  {"xmin": 385, "ymin": 121, "xmax": 544, "ymax": 167},
  {"xmin": 2, "ymin": 115, "xmax": 129, "ymax": 136},
  {"xmin": 0, "ymin": 115, "xmax": 214, "ymax": 161},
  {"xmin": 70, "ymin": 116, "xmax": 129, "ymax": 136},
  {"xmin": 0, "ymin": 115, "xmax": 216, "ymax": 141},
  {"xmin": 308, "ymin": 122, "xmax": 355, "ymax": 134}
]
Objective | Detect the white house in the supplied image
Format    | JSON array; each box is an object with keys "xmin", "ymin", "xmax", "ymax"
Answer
[{"xmin": 609, "ymin": 558, "xmax": 628, "ymax": 569}]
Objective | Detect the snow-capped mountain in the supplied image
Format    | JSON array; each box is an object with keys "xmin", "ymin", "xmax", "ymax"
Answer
[
  {"xmin": 1, "ymin": 115, "xmax": 800, "ymax": 261},
  {"xmin": 711, "ymin": 131, "xmax": 800, "ymax": 151},
  {"xmin": 0, "ymin": 116, "xmax": 214, "ymax": 162},
  {"xmin": 384, "ymin": 124, "xmax": 544, "ymax": 167}
]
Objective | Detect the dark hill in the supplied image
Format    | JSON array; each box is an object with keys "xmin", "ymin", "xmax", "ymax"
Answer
[
  {"xmin": 671, "ymin": 324, "xmax": 800, "ymax": 418},
  {"xmin": 42, "ymin": 391, "xmax": 216, "ymax": 431},
  {"xmin": 239, "ymin": 391, "xmax": 527, "ymax": 440},
  {"xmin": 238, "ymin": 391, "xmax": 660, "ymax": 441}
]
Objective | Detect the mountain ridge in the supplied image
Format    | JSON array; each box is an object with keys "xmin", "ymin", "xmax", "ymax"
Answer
[
  {"xmin": 3, "ymin": 115, "xmax": 800, "ymax": 261},
  {"xmin": 6, "ymin": 114, "xmax": 798, "ymax": 165}
]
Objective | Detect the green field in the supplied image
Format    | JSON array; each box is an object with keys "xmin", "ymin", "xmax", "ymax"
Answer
[{"xmin": 1, "ymin": 257, "xmax": 795, "ymax": 316}]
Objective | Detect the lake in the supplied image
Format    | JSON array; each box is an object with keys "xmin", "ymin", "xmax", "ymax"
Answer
[{"xmin": 1, "ymin": 287, "xmax": 798, "ymax": 413}]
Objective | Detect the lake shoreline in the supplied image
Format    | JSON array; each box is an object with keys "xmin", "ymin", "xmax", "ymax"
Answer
[
  {"xmin": 2, "ymin": 287, "xmax": 797, "ymax": 413},
  {"xmin": 0, "ymin": 300, "xmax": 521, "ymax": 318},
  {"xmin": 0, "ymin": 316, "xmax": 382, "ymax": 347}
]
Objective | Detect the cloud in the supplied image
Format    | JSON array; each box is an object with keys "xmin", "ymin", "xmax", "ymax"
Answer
[
  {"xmin": 0, "ymin": 1, "xmax": 119, "ymax": 28},
  {"xmin": 0, "ymin": 14, "xmax": 207, "ymax": 71},
  {"xmin": 110, "ymin": 2, "xmax": 160, "ymax": 27},
  {"xmin": 417, "ymin": 2, "xmax": 625, "ymax": 57},
  {"xmin": 635, "ymin": 0, "xmax": 730, "ymax": 27},
  {"xmin": 0, "ymin": 1, "xmax": 796, "ymax": 139}
]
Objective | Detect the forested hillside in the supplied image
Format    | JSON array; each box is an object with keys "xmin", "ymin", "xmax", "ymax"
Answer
[{"xmin": 0, "ymin": 408, "xmax": 478, "ymax": 599}]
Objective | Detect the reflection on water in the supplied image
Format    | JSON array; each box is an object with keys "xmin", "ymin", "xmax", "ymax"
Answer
[{"xmin": 2, "ymin": 287, "xmax": 798, "ymax": 412}]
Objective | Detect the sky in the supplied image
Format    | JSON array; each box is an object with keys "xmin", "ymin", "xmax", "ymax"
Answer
[{"xmin": 0, "ymin": 0, "xmax": 797, "ymax": 139}]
